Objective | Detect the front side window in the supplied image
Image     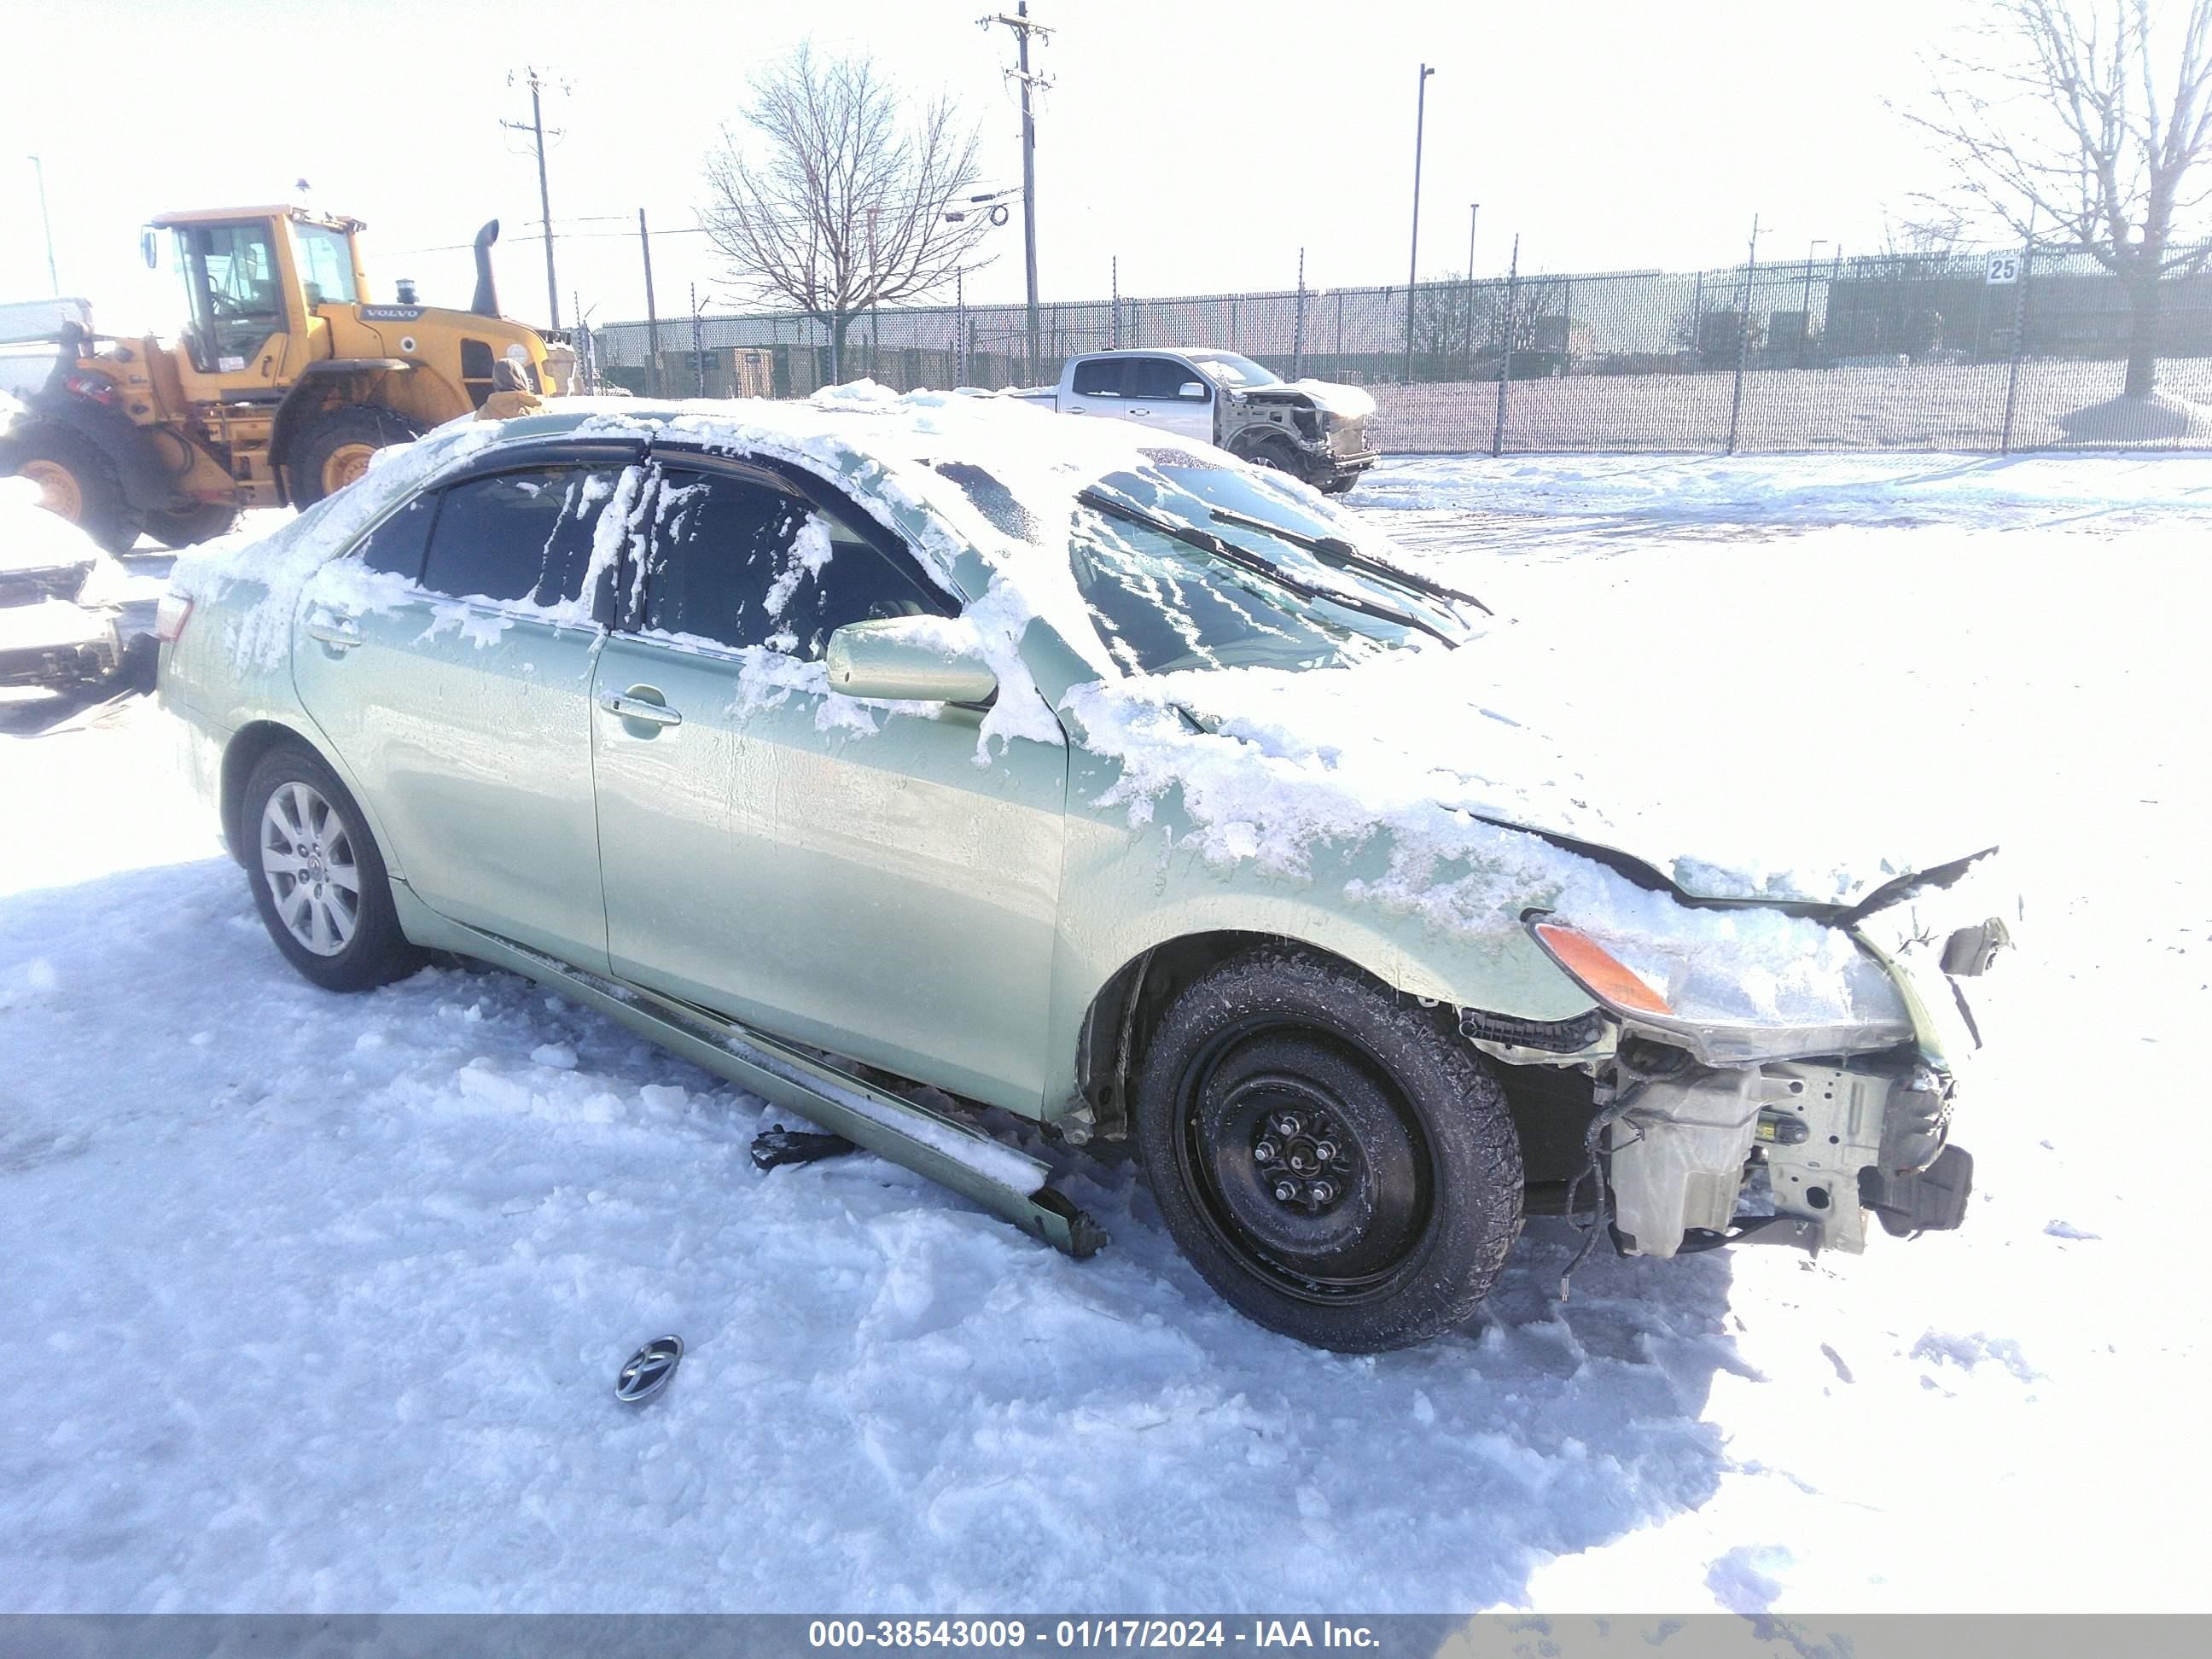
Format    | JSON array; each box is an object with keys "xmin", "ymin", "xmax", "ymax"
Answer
[
  {"xmin": 419, "ymin": 467, "xmax": 625, "ymax": 612},
  {"xmin": 174, "ymin": 221, "xmax": 285, "ymax": 372},
  {"xmin": 1127, "ymin": 358, "xmax": 1202, "ymax": 400},
  {"xmin": 638, "ymin": 469, "xmax": 946, "ymax": 659},
  {"xmin": 294, "ymin": 224, "xmax": 358, "ymax": 309}
]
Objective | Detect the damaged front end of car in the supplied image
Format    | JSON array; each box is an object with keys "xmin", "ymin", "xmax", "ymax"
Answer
[{"xmin": 1466, "ymin": 852, "xmax": 2011, "ymax": 1264}]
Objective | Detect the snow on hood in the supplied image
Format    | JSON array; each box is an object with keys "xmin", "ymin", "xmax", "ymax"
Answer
[
  {"xmin": 1280, "ymin": 379, "xmax": 1378, "ymax": 421},
  {"xmin": 1065, "ymin": 643, "xmax": 1993, "ymax": 911}
]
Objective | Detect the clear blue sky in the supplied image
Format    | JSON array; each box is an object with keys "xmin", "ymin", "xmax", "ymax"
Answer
[{"xmin": 2, "ymin": 0, "xmax": 1973, "ymax": 333}]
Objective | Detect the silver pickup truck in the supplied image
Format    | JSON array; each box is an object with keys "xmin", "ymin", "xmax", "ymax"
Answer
[{"xmin": 1016, "ymin": 348, "xmax": 1381, "ymax": 493}]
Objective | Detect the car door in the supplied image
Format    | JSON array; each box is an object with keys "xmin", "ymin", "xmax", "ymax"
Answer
[
  {"xmin": 1062, "ymin": 355, "xmax": 1127, "ymax": 420},
  {"xmin": 291, "ymin": 442, "xmax": 644, "ymax": 973},
  {"xmin": 1123, "ymin": 355, "xmax": 1214, "ymax": 441},
  {"xmin": 590, "ymin": 456, "xmax": 1069, "ymax": 1111}
]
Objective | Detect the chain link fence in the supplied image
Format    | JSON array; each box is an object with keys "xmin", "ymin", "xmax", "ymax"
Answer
[{"xmin": 581, "ymin": 239, "xmax": 2212, "ymax": 454}]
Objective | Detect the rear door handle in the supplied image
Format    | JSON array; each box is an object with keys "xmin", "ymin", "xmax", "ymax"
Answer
[
  {"xmin": 599, "ymin": 690, "xmax": 683, "ymax": 728},
  {"xmin": 306, "ymin": 609, "xmax": 361, "ymax": 649}
]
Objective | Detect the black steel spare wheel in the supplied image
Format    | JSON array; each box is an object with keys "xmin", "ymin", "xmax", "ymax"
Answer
[{"xmin": 1136, "ymin": 946, "xmax": 1523, "ymax": 1352}]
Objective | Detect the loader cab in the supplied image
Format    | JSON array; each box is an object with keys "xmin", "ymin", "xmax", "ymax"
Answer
[{"xmin": 146, "ymin": 207, "xmax": 366, "ymax": 393}]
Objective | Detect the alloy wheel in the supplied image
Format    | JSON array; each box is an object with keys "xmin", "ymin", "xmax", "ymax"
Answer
[{"xmin": 259, "ymin": 781, "xmax": 361, "ymax": 957}]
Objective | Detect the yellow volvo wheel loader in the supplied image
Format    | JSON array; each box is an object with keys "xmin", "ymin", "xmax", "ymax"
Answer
[{"xmin": 1, "ymin": 206, "xmax": 551, "ymax": 550}]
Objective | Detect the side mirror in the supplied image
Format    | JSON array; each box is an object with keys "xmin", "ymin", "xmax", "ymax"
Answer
[
  {"xmin": 824, "ymin": 614, "xmax": 998, "ymax": 704},
  {"xmin": 1178, "ymin": 380, "xmax": 1208, "ymax": 399},
  {"xmin": 141, "ymin": 228, "xmax": 159, "ymax": 271}
]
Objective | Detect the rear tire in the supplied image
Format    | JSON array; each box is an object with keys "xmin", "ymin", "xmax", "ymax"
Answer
[
  {"xmin": 143, "ymin": 500, "xmax": 241, "ymax": 549},
  {"xmin": 1133, "ymin": 946, "xmax": 1523, "ymax": 1353},
  {"xmin": 10, "ymin": 424, "xmax": 139, "ymax": 552},
  {"xmin": 242, "ymin": 742, "xmax": 423, "ymax": 992},
  {"xmin": 286, "ymin": 405, "xmax": 426, "ymax": 508}
]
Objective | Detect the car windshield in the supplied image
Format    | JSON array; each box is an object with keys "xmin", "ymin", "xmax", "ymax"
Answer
[
  {"xmin": 936, "ymin": 454, "xmax": 1471, "ymax": 677},
  {"xmin": 1185, "ymin": 352, "xmax": 1281, "ymax": 388}
]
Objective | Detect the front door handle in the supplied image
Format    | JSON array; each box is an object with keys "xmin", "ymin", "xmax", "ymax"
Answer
[
  {"xmin": 599, "ymin": 690, "xmax": 683, "ymax": 729},
  {"xmin": 306, "ymin": 609, "xmax": 361, "ymax": 649}
]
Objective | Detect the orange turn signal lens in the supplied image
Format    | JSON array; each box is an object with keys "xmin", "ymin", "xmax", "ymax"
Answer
[{"xmin": 1534, "ymin": 922, "xmax": 1674, "ymax": 1016}]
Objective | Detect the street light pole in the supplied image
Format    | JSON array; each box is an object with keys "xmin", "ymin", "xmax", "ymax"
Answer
[
  {"xmin": 29, "ymin": 154, "xmax": 58, "ymax": 296},
  {"xmin": 1464, "ymin": 201, "xmax": 1479, "ymax": 379},
  {"xmin": 1801, "ymin": 237, "xmax": 1827, "ymax": 365},
  {"xmin": 1403, "ymin": 62, "xmax": 1435, "ymax": 386}
]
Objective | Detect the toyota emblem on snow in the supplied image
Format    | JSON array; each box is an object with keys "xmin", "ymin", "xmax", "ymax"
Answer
[{"xmin": 614, "ymin": 1336, "xmax": 684, "ymax": 1403}]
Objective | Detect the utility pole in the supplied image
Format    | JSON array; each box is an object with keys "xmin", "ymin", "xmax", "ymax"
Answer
[
  {"xmin": 1404, "ymin": 63, "xmax": 1435, "ymax": 385},
  {"xmin": 981, "ymin": 5, "xmax": 1052, "ymax": 382},
  {"xmin": 28, "ymin": 154, "xmax": 58, "ymax": 296},
  {"xmin": 502, "ymin": 67, "xmax": 564, "ymax": 332},
  {"xmin": 639, "ymin": 208, "xmax": 662, "ymax": 399}
]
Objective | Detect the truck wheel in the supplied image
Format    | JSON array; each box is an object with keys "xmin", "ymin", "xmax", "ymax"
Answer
[
  {"xmin": 143, "ymin": 501, "xmax": 241, "ymax": 550},
  {"xmin": 1245, "ymin": 437, "xmax": 1316, "ymax": 487},
  {"xmin": 287, "ymin": 405, "xmax": 426, "ymax": 508},
  {"xmin": 1133, "ymin": 945, "xmax": 1523, "ymax": 1353},
  {"xmin": 242, "ymin": 742, "xmax": 423, "ymax": 992},
  {"xmin": 11, "ymin": 425, "xmax": 140, "ymax": 552}
]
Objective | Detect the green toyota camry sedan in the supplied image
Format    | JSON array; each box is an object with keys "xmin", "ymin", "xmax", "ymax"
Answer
[{"xmin": 157, "ymin": 387, "xmax": 2007, "ymax": 1352}]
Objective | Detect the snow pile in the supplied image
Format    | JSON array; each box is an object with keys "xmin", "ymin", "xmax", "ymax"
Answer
[
  {"xmin": 1357, "ymin": 449, "xmax": 2212, "ymax": 527},
  {"xmin": 2055, "ymin": 392, "xmax": 2212, "ymax": 444},
  {"xmin": 0, "ymin": 473, "xmax": 104, "ymax": 575}
]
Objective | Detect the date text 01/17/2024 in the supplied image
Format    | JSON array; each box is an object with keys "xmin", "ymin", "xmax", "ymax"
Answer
[{"xmin": 806, "ymin": 1620, "xmax": 1383, "ymax": 1650}]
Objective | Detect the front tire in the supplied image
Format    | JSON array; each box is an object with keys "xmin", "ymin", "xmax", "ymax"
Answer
[
  {"xmin": 1243, "ymin": 436, "xmax": 1316, "ymax": 486},
  {"xmin": 1133, "ymin": 946, "xmax": 1523, "ymax": 1353},
  {"xmin": 11, "ymin": 424, "xmax": 139, "ymax": 551},
  {"xmin": 242, "ymin": 742, "xmax": 422, "ymax": 992},
  {"xmin": 286, "ymin": 405, "xmax": 426, "ymax": 508}
]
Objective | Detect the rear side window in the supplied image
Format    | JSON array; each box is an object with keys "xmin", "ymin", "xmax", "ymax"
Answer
[
  {"xmin": 640, "ymin": 468, "xmax": 947, "ymax": 659},
  {"xmin": 1071, "ymin": 358, "xmax": 1124, "ymax": 397},
  {"xmin": 355, "ymin": 494, "xmax": 436, "ymax": 580},
  {"xmin": 420, "ymin": 467, "xmax": 623, "ymax": 610}
]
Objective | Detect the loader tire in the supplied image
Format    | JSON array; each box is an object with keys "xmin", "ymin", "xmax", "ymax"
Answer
[
  {"xmin": 287, "ymin": 405, "xmax": 426, "ymax": 508},
  {"xmin": 143, "ymin": 501, "xmax": 241, "ymax": 550},
  {"xmin": 11, "ymin": 425, "xmax": 139, "ymax": 552}
]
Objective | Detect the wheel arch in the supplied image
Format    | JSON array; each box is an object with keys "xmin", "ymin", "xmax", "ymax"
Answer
[
  {"xmin": 1073, "ymin": 929, "xmax": 1419, "ymax": 1142},
  {"xmin": 218, "ymin": 717, "xmax": 394, "ymax": 876},
  {"xmin": 271, "ymin": 369, "xmax": 418, "ymax": 496}
]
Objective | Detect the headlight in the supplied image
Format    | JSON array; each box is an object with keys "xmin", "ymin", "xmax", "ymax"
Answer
[{"xmin": 1528, "ymin": 914, "xmax": 1914, "ymax": 1065}]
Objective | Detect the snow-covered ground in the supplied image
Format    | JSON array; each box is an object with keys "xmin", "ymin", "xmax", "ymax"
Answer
[{"xmin": 2, "ymin": 451, "xmax": 2207, "ymax": 1614}]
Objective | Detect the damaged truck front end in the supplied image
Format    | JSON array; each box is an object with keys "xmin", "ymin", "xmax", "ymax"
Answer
[
  {"xmin": 1228, "ymin": 382, "xmax": 1382, "ymax": 496},
  {"xmin": 1473, "ymin": 859, "xmax": 2009, "ymax": 1265}
]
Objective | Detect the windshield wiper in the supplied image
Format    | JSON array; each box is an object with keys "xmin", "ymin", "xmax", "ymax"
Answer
[
  {"xmin": 1078, "ymin": 489, "xmax": 1457, "ymax": 646},
  {"xmin": 1206, "ymin": 506, "xmax": 1493, "ymax": 616}
]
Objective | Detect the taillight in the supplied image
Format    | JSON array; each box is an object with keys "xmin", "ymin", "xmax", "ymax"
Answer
[
  {"xmin": 63, "ymin": 372, "xmax": 119, "ymax": 407},
  {"xmin": 154, "ymin": 592, "xmax": 194, "ymax": 643}
]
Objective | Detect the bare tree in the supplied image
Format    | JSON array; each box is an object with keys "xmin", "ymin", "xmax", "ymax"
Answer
[
  {"xmin": 1906, "ymin": 0, "xmax": 2212, "ymax": 398},
  {"xmin": 701, "ymin": 45, "xmax": 995, "ymax": 381}
]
